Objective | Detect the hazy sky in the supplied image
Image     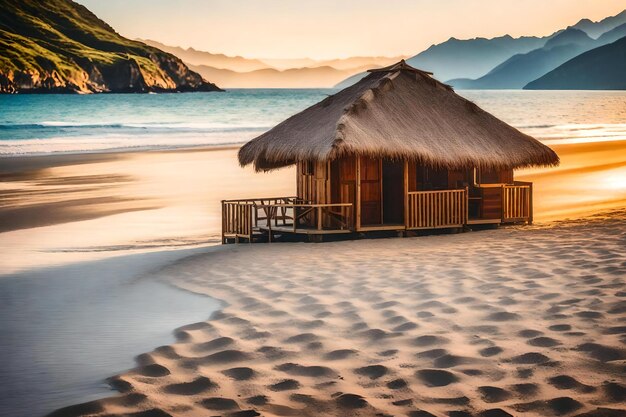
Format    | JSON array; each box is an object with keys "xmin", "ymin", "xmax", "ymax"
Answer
[{"xmin": 77, "ymin": 0, "xmax": 625, "ymax": 60}]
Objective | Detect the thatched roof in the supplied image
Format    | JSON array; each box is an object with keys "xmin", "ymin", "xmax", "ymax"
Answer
[{"xmin": 239, "ymin": 60, "xmax": 559, "ymax": 171}]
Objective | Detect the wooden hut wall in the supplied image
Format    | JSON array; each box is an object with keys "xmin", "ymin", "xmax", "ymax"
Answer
[
  {"xmin": 296, "ymin": 160, "xmax": 331, "ymax": 227},
  {"xmin": 407, "ymin": 163, "xmax": 470, "ymax": 191},
  {"xmin": 296, "ymin": 160, "xmax": 330, "ymax": 204},
  {"xmin": 407, "ymin": 164, "xmax": 514, "ymax": 191},
  {"xmin": 478, "ymin": 168, "xmax": 514, "ymax": 184},
  {"xmin": 330, "ymin": 156, "xmax": 357, "ymax": 206}
]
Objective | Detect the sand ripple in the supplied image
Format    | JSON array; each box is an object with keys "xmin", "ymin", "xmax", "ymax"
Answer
[{"xmin": 50, "ymin": 211, "xmax": 626, "ymax": 416}]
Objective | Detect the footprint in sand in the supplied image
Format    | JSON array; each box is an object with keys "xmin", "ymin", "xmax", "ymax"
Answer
[
  {"xmin": 275, "ymin": 362, "xmax": 336, "ymax": 378},
  {"xmin": 416, "ymin": 348, "xmax": 448, "ymax": 359},
  {"xmin": 576, "ymin": 343, "xmax": 625, "ymax": 362},
  {"xmin": 136, "ymin": 364, "xmax": 170, "ymax": 377},
  {"xmin": 415, "ymin": 369, "xmax": 459, "ymax": 387},
  {"xmin": 509, "ymin": 383, "xmax": 539, "ymax": 397},
  {"xmin": 163, "ymin": 377, "xmax": 217, "ymax": 395},
  {"xmin": 335, "ymin": 393, "xmax": 369, "ymax": 409},
  {"xmin": 245, "ymin": 395, "xmax": 268, "ymax": 406},
  {"xmin": 512, "ymin": 396, "xmax": 583, "ymax": 415},
  {"xmin": 268, "ymin": 379, "xmax": 301, "ymax": 391},
  {"xmin": 324, "ymin": 349, "xmax": 358, "ymax": 360},
  {"xmin": 199, "ymin": 397, "xmax": 240, "ymax": 410},
  {"xmin": 354, "ymin": 364, "xmax": 388, "ymax": 380},
  {"xmin": 194, "ymin": 336, "xmax": 235, "ymax": 352},
  {"xmin": 387, "ymin": 378, "xmax": 408, "ymax": 389},
  {"xmin": 221, "ymin": 367, "xmax": 256, "ymax": 381},
  {"xmin": 478, "ymin": 386, "xmax": 512, "ymax": 403},
  {"xmin": 485, "ymin": 311, "xmax": 521, "ymax": 321},
  {"xmin": 413, "ymin": 335, "xmax": 450, "ymax": 347},
  {"xmin": 479, "ymin": 346, "xmax": 503, "ymax": 357},
  {"xmin": 547, "ymin": 375, "xmax": 595, "ymax": 393},
  {"xmin": 509, "ymin": 352, "xmax": 550, "ymax": 364},
  {"xmin": 527, "ymin": 336, "xmax": 561, "ymax": 347},
  {"xmin": 200, "ymin": 349, "xmax": 252, "ymax": 364}
]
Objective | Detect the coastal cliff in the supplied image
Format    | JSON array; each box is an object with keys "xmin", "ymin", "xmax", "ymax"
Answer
[{"xmin": 0, "ymin": 0, "xmax": 222, "ymax": 93}]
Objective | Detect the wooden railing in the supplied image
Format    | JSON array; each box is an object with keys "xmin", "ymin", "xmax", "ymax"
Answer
[
  {"xmin": 407, "ymin": 189, "xmax": 467, "ymax": 229},
  {"xmin": 502, "ymin": 182, "xmax": 532, "ymax": 223},
  {"xmin": 259, "ymin": 203, "xmax": 354, "ymax": 234},
  {"xmin": 222, "ymin": 201, "xmax": 254, "ymax": 242},
  {"xmin": 223, "ymin": 182, "xmax": 532, "ymax": 242},
  {"xmin": 222, "ymin": 197, "xmax": 353, "ymax": 242}
]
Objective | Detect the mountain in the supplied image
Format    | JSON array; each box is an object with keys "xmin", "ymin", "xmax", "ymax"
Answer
[
  {"xmin": 142, "ymin": 40, "xmax": 403, "ymax": 87},
  {"xmin": 596, "ymin": 22, "xmax": 626, "ymax": 45},
  {"xmin": 314, "ymin": 56, "xmax": 406, "ymax": 70},
  {"xmin": 448, "ymin": 28, "xmax": 599, "ymax": 89},
  {"xmin": 571, "ymin": 9, "xmax": 626, "ymax": 39},
  {"xmin": 335, "ymin": 9, "xmax": 626, "ymax": 90},
  {"xmin": 524, "ymin": 35, "xmax": 626, "ymax": 90},
  {"xmin": 0, "ymin": 0, "xmax": 221, "ymax": 93},
  {"xmin": 335, "ymin": 34, "xmax": 549, "ymax": 88},
  {"xmin": 188, "ymin": 64, "xmax": 370, "ymax": 88},
  {"xmin": 406, "ymin": 35, "xmax": 548, "ymax": 81},
  {"xmin": 258, "ymin": 58, "xmax": 318, "ymax": 70},
  {"xmin": 139, "ymin": 39, "xmax": 268, "ymax": 72}
]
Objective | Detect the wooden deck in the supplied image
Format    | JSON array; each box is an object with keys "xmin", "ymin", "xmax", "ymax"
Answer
[
  {"xmin": 222, "ymin": 183, "xmax": 532, "ymax": 243},
  {"xmin": 258, "ymin": 225, "xmax": 353, "ymax": 235}
]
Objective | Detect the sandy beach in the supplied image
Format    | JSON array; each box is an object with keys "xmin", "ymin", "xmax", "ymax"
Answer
[
  {"xmin": 0, "ymin": 122, "xmax": 624, "ymax": 417},
  {"xmin": 0, "ymin": 138, "xmax": 622, "ymax": 416},
  {"xmin": 48, "ymin": 208, "xmax": 626, "ymax": 417}
]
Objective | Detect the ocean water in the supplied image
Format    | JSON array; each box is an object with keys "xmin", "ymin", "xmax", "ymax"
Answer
[{"xmin": 1, "ymin": 89, "xmax": 625, "ymax": 155}]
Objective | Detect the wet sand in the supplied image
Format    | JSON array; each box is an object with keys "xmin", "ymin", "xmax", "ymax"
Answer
[
  {"xmin": 50, "ymin": 209, "xmax": 626, "ymax": 417},
  {"xmin": 0, "ymin": 248, "xmax": 221, "ymax": 417}
]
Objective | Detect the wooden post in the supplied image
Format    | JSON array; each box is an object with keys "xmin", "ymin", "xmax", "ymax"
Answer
[
  {"xmin": 221, "ymin": 200, "xmax": 225, "ymax": 244},
  {"xmin": 356, "ymin": 156, "xmax": 361, "ymax": 231},
  {"xmin": 463, "ymin": 185, "xmax": 469, "ymax": 226},
  {"xmin": 403, "ymin": 160, "xmax": 409, "ymax": 229},
  {"xmin": 317, "ymin": 206, "xmax": 323, "ymax": 230},
  {"xmin": 528, "ymin": 183, "xmax": 534, "ymax": 224},
  {"xmin": 500, "ymin": 184, "xmax": 505, "ymax": 223},
  {"xmin": 293, "ymin": 206, "xmax": 298, "ymax": 233},
  {"xmin": 379, "ymin": 159, "xmax": 383, "ymax": 224},
  {"xmin": 268, "ymin": 206, "xmax": 273, "ymax": 243}
]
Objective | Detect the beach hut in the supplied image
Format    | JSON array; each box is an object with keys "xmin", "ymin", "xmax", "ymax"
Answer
[{"xmin": 222, "ymin": 60, "xmax": 558, "ymax": 243}]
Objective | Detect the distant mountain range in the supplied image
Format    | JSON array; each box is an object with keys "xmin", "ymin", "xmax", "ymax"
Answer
[
  {"xmin": 448, "ymin": 23, "xmax": 626, "ymax": 89},
  {"xmin": 3, "ymin": 1, "xmax": 625, "ymax": 93},
  {"xmin": 0, "ymin": 0, "xmax": 220, "ymax": 93},
  {"xmin": 140, "ymin": 39, "xmax": 404, "ymax": 88},
  {"xmin": 138, "ymin": 39, "xmax": 269, "ymax": 72},
  {"xmin": 334, "ymin": 34, "xmax": 550, "ymax": 89},
  {"xmin": 187, "ymin": 64, "xmax": 373, "ymax": 89},
  {"xmin": 525, "ymin": 35, "xmax": 626, "ymax": 90},
  {"xmin": 570, "ymin": 9, "xmax": 626, "ymax": 38},
  {"xmin": 336, "ymin": 9, "xmax": 626, "ymax": 90}
]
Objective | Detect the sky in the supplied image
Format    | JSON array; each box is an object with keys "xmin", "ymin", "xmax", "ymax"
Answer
[{"xmin": 76, "ymin": 0, "xmax": 626, "ymax": 60}]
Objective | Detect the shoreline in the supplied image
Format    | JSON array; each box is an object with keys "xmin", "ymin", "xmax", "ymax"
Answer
[
  {"xmin": 50, "ymin": 209, "xmax": 626, "ymax": 417},
  {"xmin": 0, "ymin": 246, "xmax": 222, "ymax": 417},
  {"xmin": 0, "ymin": 143, "xmax": 243, "ymax": 175}
]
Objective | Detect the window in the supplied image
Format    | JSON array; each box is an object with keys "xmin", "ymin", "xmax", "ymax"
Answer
[
  {"xmin": 477, "ymin": 168, "xmax": 513, "ymax": 184},
  {"xmin": 479, "ymin": 168, "xmax": 500, "ymax": 184}
]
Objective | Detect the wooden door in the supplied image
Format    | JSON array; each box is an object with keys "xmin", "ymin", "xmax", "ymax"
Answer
[
  {"xmin": 382, "ymin": 159, "xmax": 404, "ymax": 224},
  {"xmin": 360, "ymin": 157, "xmax": 382, "ymax": 225}
]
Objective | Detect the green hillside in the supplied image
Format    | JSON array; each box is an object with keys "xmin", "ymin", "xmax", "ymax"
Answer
[{"xmin": 0, "ymin": 0, "xmax": 222, "ymax": 93}]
